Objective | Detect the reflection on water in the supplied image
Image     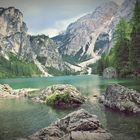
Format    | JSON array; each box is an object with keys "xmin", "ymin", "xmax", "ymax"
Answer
[
  {"xmin": 104, "ymin": 108, "xmax": 140, "ymax": 140},
  {"xmin": 0, "ymin": 99, "xmax": 75, "ymax": 140},
  {"xmin": 0, "ymin": 75, "xmax": 140, "ymax": 140}
]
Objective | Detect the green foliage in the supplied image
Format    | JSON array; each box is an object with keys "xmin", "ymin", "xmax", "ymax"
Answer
[
  {"xmin": 114, "ymin": 18, "xmax": 132, "ymax": 41},
  {"xmin": 0, "ymin": 54, "xmax": 42, "ymax": 78},
  {"xmin": 121, "ymin": 101, "xmax": 136, "ymax": 112},
  {"xmin": 97, "ymin": 18, "xmax": 132, "ymax": 77},
  {"xmin": 97, "ymin": 55, "xmax": 112, "ymax": 75},
  {"xmin": 113, "ymin": 18, "xmax": 131, "ymax": 77},
  {"xmin": 46, "ymin": 92, "xmax": 70, "ymax": 105},
  {"xmin": 129, "ymin": 0, "xmax": 140, "ymax": 75}
]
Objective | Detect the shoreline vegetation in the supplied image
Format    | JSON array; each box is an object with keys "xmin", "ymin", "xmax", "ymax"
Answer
[{"xmin": 0, "ymin": 54, "xmax": 42, "ymax": 79}]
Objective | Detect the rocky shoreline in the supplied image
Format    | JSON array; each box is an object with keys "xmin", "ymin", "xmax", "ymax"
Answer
[
  {"xmin": 99, "ymin": 84, "xmax": 140, "ymax": 114},
  {"xmin": 0, "ymin": 84, "xmax": 39, "ymax": 98}
]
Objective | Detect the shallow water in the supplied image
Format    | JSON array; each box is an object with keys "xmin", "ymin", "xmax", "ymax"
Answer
[{"xmin": 0, "ymin": 75, "xmax": 140, "ymax": 140}]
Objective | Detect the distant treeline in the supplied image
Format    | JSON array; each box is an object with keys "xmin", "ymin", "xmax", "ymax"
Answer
[{"xmin": 0, "ymin": 54, "xmax": 42, "ymax": 78}]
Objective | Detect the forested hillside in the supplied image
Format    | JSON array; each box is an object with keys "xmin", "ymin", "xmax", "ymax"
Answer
[
  {"xmin": 97, "ymin": 0, "xmax": 140, "ymax": 78},
  {"xmin": 0, "ymin": 54, "xmax": 42, "ymax": 78}
]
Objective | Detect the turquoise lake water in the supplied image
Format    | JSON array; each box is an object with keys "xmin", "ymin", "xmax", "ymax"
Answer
[{"xmin": 0, "ymin": 75, "xmax": 140, "ymax": 140}]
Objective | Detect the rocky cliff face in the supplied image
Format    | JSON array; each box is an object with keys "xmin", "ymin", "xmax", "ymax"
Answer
[
  {"xmin": 0, "ymin": 7, "xmax": 69, "ymax": 75},
  {"xmin": 30, "ymin": 35, "xmax": 67, "ymax": 71},
  {"xmin": 0, "ymin": 7, "xmax": 27, "ymax": 37},
  {"xmin": 53, "ymin": 1, "xmax": 118, "ymax": 61},
  {"xmin": 54, "ymin": 0, "xmax": 136, "ymax": 62},
  {"xmin": 0, "ymin": 7, "xmax": 30, "ymax": 59}
]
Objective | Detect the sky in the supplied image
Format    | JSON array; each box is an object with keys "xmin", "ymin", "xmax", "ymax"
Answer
[{"xmin": 0, "ymin": 0, "xmax": 124, "ymax": 37}]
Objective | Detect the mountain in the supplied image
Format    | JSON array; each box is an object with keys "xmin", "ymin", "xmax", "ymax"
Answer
[
  {"xmin": 0, "ymin": 7, "xmax": 29, "ymax": 59},
  {"xmin": 53, "ymin": 0, "xmax": 136, "ymax": 65},
  {"xmin": 30, "ymin": 35, "xmax": 67, "ymax": 71},
  {"xmin": 0, "ymin": 7, "xmax": 73, "ymax": 77},
  {"xmin": 53, "ymin": 1, "xmax": 118, "ymax": 62},
  {"xmin": 0, "ymin": 0, "xmax": 136, "ymax": 77}
]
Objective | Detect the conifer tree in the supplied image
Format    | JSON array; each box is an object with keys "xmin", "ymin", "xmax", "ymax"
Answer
[{"xmin": 129, "ymin": 0, "xmax": 140, "ymax": 75}]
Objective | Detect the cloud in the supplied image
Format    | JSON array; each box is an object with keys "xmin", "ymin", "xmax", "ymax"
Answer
[
  {"xmin": 28, "ymin": 13, "xmax": 87, "ymax": 37},
  {"xmin": 40, "ymin": 28, "xmax": 60, "ymax": 38}
]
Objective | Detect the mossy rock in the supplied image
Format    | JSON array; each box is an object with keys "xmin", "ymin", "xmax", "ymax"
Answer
[
  {"xmin": 121, "ymin": 101, "xmax": 136, "ymax": 112},
  {"xmin": 46, "ymin": 92, "xmax": 70, "ymax": 105},
  {"xmin": 32, "ymin": 84, "xmax": 85, "ymax": 108}
]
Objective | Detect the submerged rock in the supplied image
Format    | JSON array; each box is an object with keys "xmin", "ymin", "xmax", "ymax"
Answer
[
  {"xmin": 102, "ymin": 84, "xmax": 140, "ymax": 114},
  {"xmin": 103, "ymin": 67, "xmax": 117, "ymax": 79},
  {"xmin": 28, "ymin": 109, "xmax": 113, "ymax": 140},
  {"xmin": 32, "ymin": 84, "xmax": 85, "ymax": 108}
]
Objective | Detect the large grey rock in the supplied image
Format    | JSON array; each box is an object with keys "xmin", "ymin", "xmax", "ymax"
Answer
[
  {"xmin": 28, "ymin": 109, "xmax": 113, "ymax": 140},
  {"xmin": 102, "ymin": 84, "xmax": 140, "ymax": 114},
  {"xmin": 31, "ymin": 84, "xmax": 85, "ymax": 108},
  {"xmin": 0, "ymin": 7, "xmax": 30, "ymax": 59},
  {"xmin": 103, "ymin": 67, "xmax": 117, "ymax": 79}
]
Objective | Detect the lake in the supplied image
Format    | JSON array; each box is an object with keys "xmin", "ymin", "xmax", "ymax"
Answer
[{"xmin": 0, "ymin": 75, "xmax": 140, "ymax": 140}]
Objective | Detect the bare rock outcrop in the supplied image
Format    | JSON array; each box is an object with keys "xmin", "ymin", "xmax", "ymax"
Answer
[
  {"xmin": 28, "ymin": 109, "xmax": 113, "ymax": 140},
  {"xmin": 101, "ymin": 84, "xmax": 140, "ymax": 114},
  {"xmin": 31, "ymin": 84, "xmax": 85, "ymax": 108}
]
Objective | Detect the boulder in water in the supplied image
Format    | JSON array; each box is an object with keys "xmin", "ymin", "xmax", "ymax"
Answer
[
  {"xmin": 28, "ymin": 109, "xmax": 113, "ymax": 140},
  {"xmin": 31, "ymin": 84, "xmax": 85, "ymax": 108},
  {"xmin": 102, "ymin": 84, "xmax": 140, "ymax": 114},
  {"xmin": 103, "ymin": 67, "xmax": 117, "ymax": 79}
]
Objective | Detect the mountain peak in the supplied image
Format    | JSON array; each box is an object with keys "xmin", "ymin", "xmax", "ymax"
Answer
[
  {"xmin": 55, "ymin": 1, "xmax": 119, "ymax": 58},
  {"xmin": 0, "ymin": 7, "xmax": 27, "ymax": 37}
]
